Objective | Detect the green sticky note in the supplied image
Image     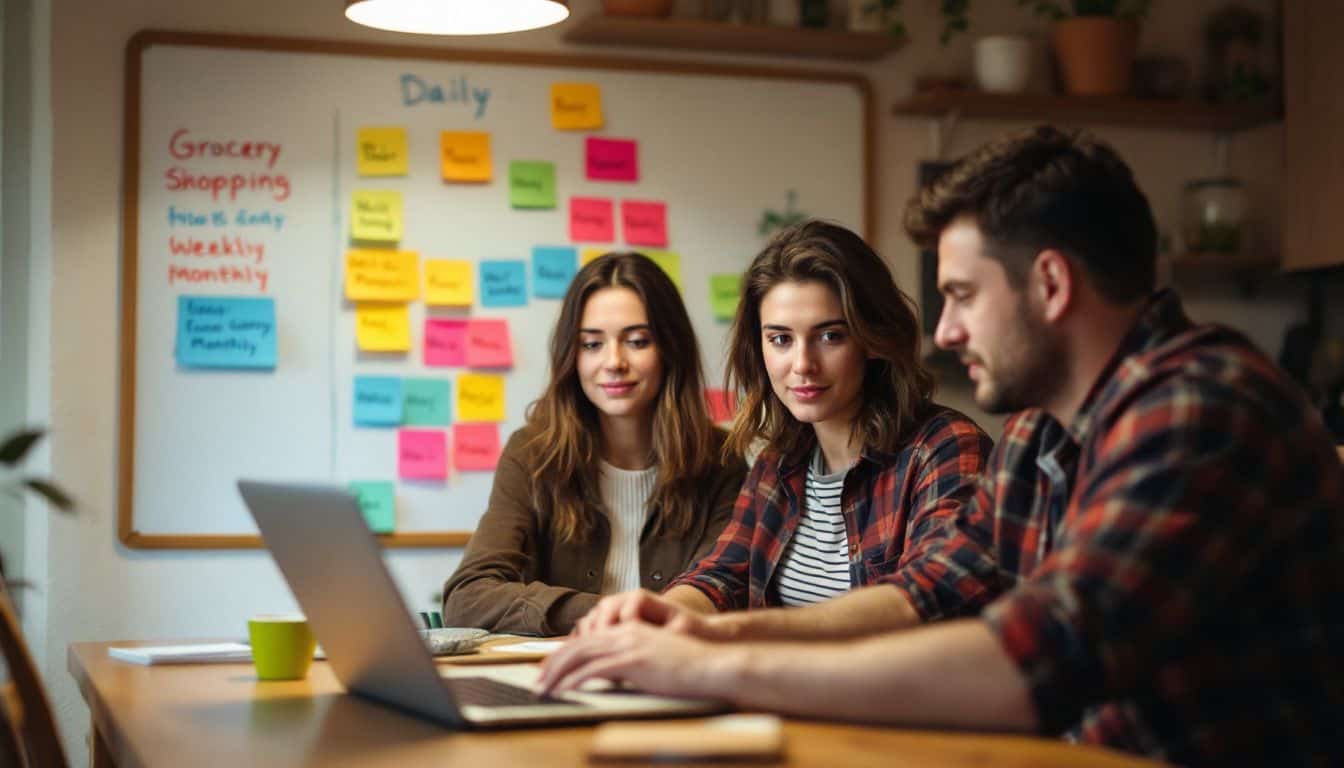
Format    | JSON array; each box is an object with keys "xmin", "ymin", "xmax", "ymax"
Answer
[
  {"xmin": 403, "ymin": 378, "xmax": 452, "ymax": 426},
  {"xmin": 349, "ymin": 481, "xmax": 396, "ymax": 533},
  {"xmin": 709, "ymin": 273, "xmax": 742, "ymax": 321},
  {"xmin": 509, "ymin": 161, "xmax": 557, "ymax": 209}
]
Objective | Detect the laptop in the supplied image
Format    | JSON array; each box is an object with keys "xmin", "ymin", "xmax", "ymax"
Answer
[{"xmin": 237, "ymin": 480, "xmax": 726, "ymax": 728}]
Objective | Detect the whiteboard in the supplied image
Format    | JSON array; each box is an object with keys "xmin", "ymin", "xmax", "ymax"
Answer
[{"xmin": 118, "ymin": 30, "xmax": 872, "ymax": 548}]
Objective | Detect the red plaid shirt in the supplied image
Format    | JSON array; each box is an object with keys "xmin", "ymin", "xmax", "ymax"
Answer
[
  {"xmin": 667, "ymin": 406, "xmax": 997, "ymax": 618},
  {"xmin": 978, "ymin": 291, "xmax": 1344, "ymax": 765}
]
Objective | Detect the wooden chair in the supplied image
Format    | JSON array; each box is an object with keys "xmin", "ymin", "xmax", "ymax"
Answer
[{"xmin": 0, "ymin": 584, "xmax": 67, "ymax": 768}]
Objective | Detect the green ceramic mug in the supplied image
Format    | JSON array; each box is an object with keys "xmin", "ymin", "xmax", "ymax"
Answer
[{"xmin": 247, "ymin": 614, "xmax": 316, "ymax": 681}]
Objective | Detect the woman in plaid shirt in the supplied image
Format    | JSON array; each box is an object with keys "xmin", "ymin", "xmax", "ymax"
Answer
[{"xmin": 575, "ymin": 220, "xmax": 997, "ymax": 641}]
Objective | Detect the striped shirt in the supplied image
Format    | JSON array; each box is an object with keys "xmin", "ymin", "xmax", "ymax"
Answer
[{"xmin": 774, "ymin": 448, "xmax": 851, "ymax": 605}]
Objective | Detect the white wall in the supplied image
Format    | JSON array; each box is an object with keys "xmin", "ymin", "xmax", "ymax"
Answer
[{"xmin": 38, "ymin": 0, "xmax": 1297, "ymax": 762}]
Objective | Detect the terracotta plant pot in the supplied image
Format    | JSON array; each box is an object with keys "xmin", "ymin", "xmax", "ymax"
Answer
[
  {"xmin": 603, "ymin": 0, "xmax": 675, "ymax": 16},
  {"xmin": 1051, "ymin": 17, "xmax": 1139, "ymax": 96}
]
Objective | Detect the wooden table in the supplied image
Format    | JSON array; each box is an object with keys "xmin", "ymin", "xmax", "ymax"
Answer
[{"xmin": 70, "ymin": 641, "xmax": 1160, "ymax": 768}]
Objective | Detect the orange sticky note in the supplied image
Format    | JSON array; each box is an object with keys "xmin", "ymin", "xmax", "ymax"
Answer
[
  {"xmin": 705, "ymin": 389, "xmax": 738, "ymax": 424},
  {"xmin": 398, "ymin": 429, "xmax": 447, "ymax": 480},
  {"xmin": 345, "ymin": 249, "xmax": 419, "ymax": 301},
  {"xmin": 454, "ymin": 423, "xmax": 502, "ymax": 471},
  {"xmin": 424, "ymin": 259, "xmax": 473, "ymax": 306},
  {"xmin": 356, "ymin": 127, "xmax": 408, "ymax": 176},
  {"xmin": 356, "ymin": 304, "xmax": 411, "ymax": 352},
  {"xmin": 551, "ymin": 83, "xmax": 604, "ymax": 130},
  {"xmin": 457, "ymin": 373, "xmax": 506, "ymax": 422},
  {"xmin": 441, "ymin": 131, "xmax": 492, "ymax": 182},
  {"xmin": 465, "ymin": 319, "xmax": 512, "ymax": 369}
]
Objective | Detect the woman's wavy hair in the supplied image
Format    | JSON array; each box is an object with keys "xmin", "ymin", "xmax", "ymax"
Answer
[
  {"xmin": 724, "ymin": 220, "xmax": 935, "ymax": 460},
  {"xmin": 525, "ymin": 252, "xmax": 717, "ymax": 543}
]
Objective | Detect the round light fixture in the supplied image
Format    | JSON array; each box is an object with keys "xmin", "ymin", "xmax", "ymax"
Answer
[{"xmin": 345, "ymin": 0, "xmax": 570, "ymax": 36}]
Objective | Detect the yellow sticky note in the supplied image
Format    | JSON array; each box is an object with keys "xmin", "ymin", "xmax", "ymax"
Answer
[
  {"xmin": 356, "ymin": 127, "xmax": 408, "ymax": 176},
  {"xmin": 580, "ymin": 247, "xmax": 607, "ymax": 266},
  {"xmin": 425, "ymin": 259, "xmax": 474, "ymax": 306},
  {"xmin": 345, "ymin": 250, "xmax": 419, "ymax": 301},
  {"xmin": 352, "ymin": 190, "xmax": 404, "ymax": 242},
  {"xmin": 644, "ymin": 250, "xmax": 682, "ymax": 291},
  {"xmin": 441, "ymin": 131, "xmax": 492, "ymax": 182},
  {"xmin": 551, "ymin": 83, "xmax": 604, "ymax": 130},
  {"xmin": 355, "ymin": 304, "xmax": 411, "ymax": 352},
  {"xmin": 457, "ymin": 373, "xmax": 506, "ymax": 423}
]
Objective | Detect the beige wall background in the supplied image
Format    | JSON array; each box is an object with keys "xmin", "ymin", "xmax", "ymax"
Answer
[{"xmin": 22, "ymin": 0, "xmax": 1299, "ymax": 761}]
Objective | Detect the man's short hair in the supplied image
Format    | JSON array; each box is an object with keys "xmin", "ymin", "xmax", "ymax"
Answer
[{"xmin": 903, "ymin": 125, "xmax": 1157, "ymax": 304}]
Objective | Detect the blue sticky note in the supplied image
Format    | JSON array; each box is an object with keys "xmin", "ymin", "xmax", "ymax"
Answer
[
  {"xmin": 533, "ymin": 246, "xmax": 578, "ymax": 299},
  {"xmin": 479, "ymin": 260, "xmax": 527, "ymax": 308},
  {"xmin": 175, "ymin": 296, "xmax": 277, "ymax": 369},
  {"xmin": 354, "ymin": 376, "xmax": 403, "ymax": 426},
  {"xmin": 403, "ymin": 378, "xmax": 452, "ymax": 426}
]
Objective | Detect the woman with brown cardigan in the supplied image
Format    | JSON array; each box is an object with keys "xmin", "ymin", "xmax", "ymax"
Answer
[{"xmin": 442, "ymin": 253, "xmax": 747, "ymax": 635}]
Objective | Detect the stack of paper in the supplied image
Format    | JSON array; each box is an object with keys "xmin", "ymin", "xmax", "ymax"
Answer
[{"xmin": 108, "ymin": 643, "xmax": 252, "ymax": 665}]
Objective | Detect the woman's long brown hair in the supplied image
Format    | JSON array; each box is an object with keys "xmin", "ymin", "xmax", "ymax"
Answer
[
  {"xmin": 525, "ymin": 252, "xmax": 717, "ymax": 543},
  {"xmin": 724, "ymin": 220, "xmax": 934, "ymax": 460}
]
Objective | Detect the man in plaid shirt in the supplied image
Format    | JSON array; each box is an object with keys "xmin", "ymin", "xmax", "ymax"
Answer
[{"xmin": 541, "ymin": 127, "xmax": 1344, "ymax": 765}]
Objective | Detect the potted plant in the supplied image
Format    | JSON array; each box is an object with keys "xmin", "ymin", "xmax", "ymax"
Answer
[
  {"xmin": 1, "ymin": 428, "xmax": 73, "ymax": 591},
  {"xmin": 851, "ymin": 0, "xmax": 971, "ymax": 46},
  {"xmin": 1019, "ymin": 0, "xmax": 1151, "ymax": 95}
]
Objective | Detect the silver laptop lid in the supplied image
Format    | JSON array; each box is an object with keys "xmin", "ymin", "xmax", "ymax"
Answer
[{"xmin": 238, "ymin": 480, "xmax": 463, "ymax": 726}]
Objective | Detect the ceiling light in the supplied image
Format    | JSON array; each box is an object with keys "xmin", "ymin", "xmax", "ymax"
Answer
[{"xmin": 345, "ymin": 0, "xmax": 570, "ymax": 36}]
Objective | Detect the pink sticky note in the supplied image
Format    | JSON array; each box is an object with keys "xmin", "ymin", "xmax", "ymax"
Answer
[
  {"xmin": 705, "ymin": 389, "xmax": 738, "ymax": 424},
  {"xmin": 621, "ymin": 200, "xmax": 668, "ymax": 247},
  {"xmin": 465, "ymin": 319, "xmax": 513, "ymax": 369},
  {"xmin": 454, "ymin": 423, "xmax": 502, "ymax": 471},
  {"xmin": 424, "ymin": 318, "xmax": 468, "ymax": 367},
  {"xmin": 585, "ymin": 137, "xmax": 638, "ymax": 182},
  {"xmin": 570, "ymin": 197, "xmax": 615, "ymax": 242},
  {"xmin": 398, "ymin": 429, "xmax": 447, "ymax": 480}
]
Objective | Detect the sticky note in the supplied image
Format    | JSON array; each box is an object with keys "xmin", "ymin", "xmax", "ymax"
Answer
[
  {"xmin": 356, "ymin": 304, "xmax": 411, "ymax": 352},
  {"xmin": 353, "ymin": 376, "xmax": 403, "ymax": 426},
  {"xmin": 349, "ymin": 481, "xmax": 396, "ymax": 533},
  {"xmin": 398, "ymin": 429, "xmax": 448, "ymax": 481},
  {"xmin": 441, "ymin": 131, "xmax": 492, "ymax": 182},
  {"xmin": 465, "ymin": 319, "xmax": 513, "ymax": 369},
  {"xmin": 356, "ymin": 127, "xmax": 408, "ymax": 177},
  {"xmin": 709, "ymin": 273, "xmax": 743, "ymax": 320},
  {"xmin": 403, "ymin": 378, "xmax": 452, "ymax": 426},
  {"xmin": 479, "ymin": 260, "xmax": 527, "ymax": 308},
  {"xmin": 175, "ymin": 296, "xmax": 277, "ymax": 369},
  {"xmin": 345, "ymin": 249, "xmax": 419, "ymax": 301},
  {"xmin": 570, "ymin": 197, "xmax": 614, "ymax": 242},
  {"xmin": 644, "ymin": 250, "xmax": 682, "ymax": 291},
  {"xmin": 351, "ymin": 190, "xmax": 403, "ymax": 242},
  {"xmin": 425, "ymin": 259, "xmax": 474, "ymax": 306},
  {"xmin": 454, "ymin": 423, "xmax": 502, "ymax": 471},
  {"xmin": 457, "ymin": 373, "xmax": 506, "ymax": 423},
  {"xmin": 580, "ymin": 247, "xmax": 607, "ymax": 266},
  {"xmin": 424, "ymin": 318, "xmax": 468, "ymax": 367},
  {"xmin": 551, "ymin": 83, "xmax": 603, "ymax": 130},
  {"xmin": 705, "ymin": 389, "xmax": 738, "ymax": 424},
  {"xmin": 509, "ymin": 161, "xmax": 557, "ymax": 209},
  {"xmin": 586, "ymin": 137, "xmax": 638, "ymax": 182},
  {"xmin": 621, "ymin": 200, "xmax": 668, "ymax": 247},
  {"xmin": 533, "ymin": 246, "xmax": 577, "ymax": 299}
]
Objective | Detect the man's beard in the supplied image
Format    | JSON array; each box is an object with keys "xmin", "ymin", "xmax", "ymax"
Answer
[{"xmin": 973, "ymin": 307, "xmax": 1064, "ymax": 415}]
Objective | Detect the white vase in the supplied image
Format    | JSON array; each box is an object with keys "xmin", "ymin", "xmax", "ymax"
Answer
[{"xmin": 973, "ymin": 35, "xmax": 1034, "ymax": 94}]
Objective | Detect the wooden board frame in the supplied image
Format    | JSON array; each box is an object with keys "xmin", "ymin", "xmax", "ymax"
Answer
[{"xmin": 119, "ymin": 28, "xmax": 876, "ymax": 549}]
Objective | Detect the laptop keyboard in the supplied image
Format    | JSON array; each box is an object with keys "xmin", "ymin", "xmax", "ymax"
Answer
[{"xmin": 447, "ymin": 676, "xmax": 587, "ymax": 708}]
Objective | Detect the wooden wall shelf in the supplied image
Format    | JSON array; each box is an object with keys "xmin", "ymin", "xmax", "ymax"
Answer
[
  {"xmin": 563, "ymin": 13, "xmax": 904, "ymax": 61},
  {"xmin": 892, "ymin": 91, "xmax": 1281, "ymax": 133}
]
